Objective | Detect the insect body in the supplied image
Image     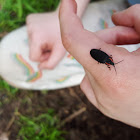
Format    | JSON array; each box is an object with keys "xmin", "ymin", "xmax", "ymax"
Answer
[{"xmin": 90, "ymin": 49, "xmax": 123, "ymax": 74}]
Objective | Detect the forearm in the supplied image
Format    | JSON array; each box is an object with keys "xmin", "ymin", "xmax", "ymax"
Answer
[{"xmin": 57, "ymin": 0, "xmax": 90, "ymax": 18}]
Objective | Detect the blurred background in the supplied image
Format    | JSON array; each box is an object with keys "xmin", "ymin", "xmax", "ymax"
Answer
[{"xmin": 0, "ymin": 0, "xmax": 140, "ymax": 140}]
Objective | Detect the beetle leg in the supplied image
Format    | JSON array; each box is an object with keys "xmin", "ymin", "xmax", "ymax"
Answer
[
  {"xmin": 107, "ymin": 65, "xmax": 111, "ymax": 70},
  {"xmin": 105, "ymin": 62, "xmax": 111, "ymax": 70}
]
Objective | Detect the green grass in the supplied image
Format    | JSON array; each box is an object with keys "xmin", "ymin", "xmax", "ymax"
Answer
[
  {"xmin": 0, "ymin": 78, "xmax": 19, "ymax": 107},
  {"xmin": 17, "ymin": 109, "xmax": 65, "ymax": 140},
  {"xmin": 0, "ymin": 78, "xmax": 18, "ymax": 95},
  {"xmin": 0, "ymin": 0, "xmax": 60, "ymax": 32}
]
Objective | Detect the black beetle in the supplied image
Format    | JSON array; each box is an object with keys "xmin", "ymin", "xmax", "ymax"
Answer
[{"xmin": 90, "ymin": 49, "xmax": 123, "ymax": 74}]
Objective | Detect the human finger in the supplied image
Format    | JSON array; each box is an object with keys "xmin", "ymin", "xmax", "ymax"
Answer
[
  {"xmin": 59, "ymin": 0, "xmax": 127, "ymax": 79},
  {"xmin": 26, "ymin": 23, "xmax": 43, "ymax": 61},
  {"xmin": 112, "ymin": 5, "xmax": 140, "ymax": 34},
  {"xmin": 96, "ymin": 26, "xmax": 140, "ymax": 45},
  {"xmin": 39, "ymin": 44, "xmax": 66, "ymax": 69},
  {"xmin": 28, "ymin": 38, "xmax": 42, "ymax": 61}
]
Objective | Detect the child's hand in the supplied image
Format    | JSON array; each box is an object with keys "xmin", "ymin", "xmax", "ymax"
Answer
[
  {"xmin": 59, "ymin": 0, "xmax": 140, "ymax": 128},
  {"xmin": 26, "ymin": 12, "xmax": 66, "ymax": 69}
]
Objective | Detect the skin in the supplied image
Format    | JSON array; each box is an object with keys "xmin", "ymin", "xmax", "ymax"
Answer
[
  {"xmin": 26, "ymin": 0, "xmax": 90, "ymax": 69},
  {"xmin": 59, "ymin": 0, "xmax": 140, "ymax": 128}
]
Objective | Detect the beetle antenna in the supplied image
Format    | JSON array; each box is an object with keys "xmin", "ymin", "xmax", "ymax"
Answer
[
  {"xmin": 113, "ymin": 65, "xmax": 117, "ymax": 74},
  {"xmin": 114, "ymin": 60, "xmax": 123, "ymax": 74},
  {"xmin": 115, "ymin": 60, "xmax": 124, "ymax": 65}
]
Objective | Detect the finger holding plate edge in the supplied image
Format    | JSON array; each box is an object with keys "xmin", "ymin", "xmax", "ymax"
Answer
[
  {"xmin": 39, "ymin": 44, "xmax": 66, "ymax": 69},
  {"xmin": 59, "ymin": 0, "xmax": 128, "ymax": 79}
]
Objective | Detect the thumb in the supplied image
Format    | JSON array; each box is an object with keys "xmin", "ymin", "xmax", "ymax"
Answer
[
  {"xmin": 59, "ymin": 0, "xmax": 128, "ymax": 79},
  {"xmin": 59, "ymin": 0, "xmax": 84, "ymax": 44}
]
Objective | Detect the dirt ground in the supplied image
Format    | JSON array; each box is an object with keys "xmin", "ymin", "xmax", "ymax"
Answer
[{"xmin": 0, "ymin": 86, "xmax": 140, "ymax": 140}]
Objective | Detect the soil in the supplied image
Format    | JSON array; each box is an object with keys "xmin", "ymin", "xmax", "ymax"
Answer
[{"xmin": 0, "ymin": 86, "xmax": 140, "ymax": 140}]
